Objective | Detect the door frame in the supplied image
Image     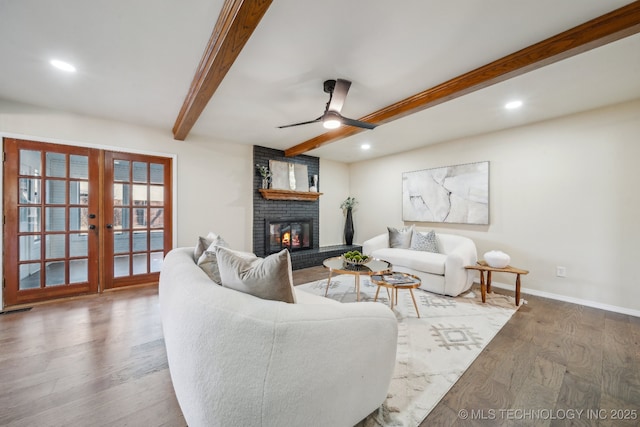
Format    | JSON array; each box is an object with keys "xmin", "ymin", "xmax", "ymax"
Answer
[{"xmin": 1, "ymin": 132, "xmax": 178, "ymax": 310}]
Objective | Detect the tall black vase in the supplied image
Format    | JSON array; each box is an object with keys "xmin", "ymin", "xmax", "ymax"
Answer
[{"xmin": 344, "ymin": 208, "xmax": 354, "ymax": 245}]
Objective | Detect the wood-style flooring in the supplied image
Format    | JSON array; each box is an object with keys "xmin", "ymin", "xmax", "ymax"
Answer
[{"xmin": 0, "ymin": 265, "xmax": 638, "ymax": 426}]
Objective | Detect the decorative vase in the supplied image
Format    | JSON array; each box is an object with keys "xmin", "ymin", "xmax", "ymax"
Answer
[
  {"xmin": 484, "ymin": 250, "xmax": 510, "ymax": 268},
  {"xmin": 344, "ymin": 207, "xmax": 354, "ymax": 245},
  {"xmin": 261, "ymin": 178, "xmax": 269, "ymax": 189},
  {"xmin": 309, "ymin": 175, "xmax": 318, "ymax": 192}
]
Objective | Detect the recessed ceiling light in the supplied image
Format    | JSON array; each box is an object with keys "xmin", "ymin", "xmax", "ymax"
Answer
[
  {"xmin": 361, "ymin": 143, "xmax": 371, "ymax": 150},
  {"xmin": 50, "ymin": 59, "xmax": 76, "ymax": 73},
  {"xmin": 505, "ymin": 100, "xmax": 523, "ymax": 110}
]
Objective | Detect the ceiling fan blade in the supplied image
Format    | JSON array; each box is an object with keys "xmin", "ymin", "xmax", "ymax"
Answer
[
  {"xmin": 277, "ymin": 117, "xmax": 322, "ymax": 128},
  {"xmin": 341, "ymin": 116, "xmax": 378, "ymax": 130},
  {"xmin": 327, "ymin": 79, "xmax": 351, "ymax": 113}
]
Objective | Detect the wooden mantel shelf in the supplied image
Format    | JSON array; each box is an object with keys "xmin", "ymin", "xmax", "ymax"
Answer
[{"xmin": 259, "ymin": 188, "xmax": 323, "ymax": 201}]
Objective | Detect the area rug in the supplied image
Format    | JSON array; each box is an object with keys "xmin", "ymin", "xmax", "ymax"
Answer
[{"xmin": 297, "ymin": 275, "xmax": 523, "ymax": 427}]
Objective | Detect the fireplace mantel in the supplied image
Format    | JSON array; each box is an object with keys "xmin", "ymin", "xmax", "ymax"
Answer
[{"xmin": 259, "ymin": 189, "xmax": 322, "ymax": 201}]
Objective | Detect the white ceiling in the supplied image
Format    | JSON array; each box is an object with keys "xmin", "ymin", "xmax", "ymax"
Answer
[{"xmin": 1, "ymin": 0, "xmax": 639, "ymax": 163}]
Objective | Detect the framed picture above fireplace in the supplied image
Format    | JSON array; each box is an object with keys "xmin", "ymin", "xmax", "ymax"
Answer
[{"xmin": 269, "ymin": 160, "xmax": 309, "ymax": 191}]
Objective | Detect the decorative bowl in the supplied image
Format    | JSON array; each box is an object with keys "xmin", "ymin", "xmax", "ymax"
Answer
[
  {"xmin": 484, "ymin": 250, "xmax": 510, "ymax": 268},
  {"xmin": 342, "ymin": 254, "xmax": 370, "ymax": 266}
]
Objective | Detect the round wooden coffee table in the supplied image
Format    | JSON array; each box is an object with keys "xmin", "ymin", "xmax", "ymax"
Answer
[{"xmin": 371, "ymin": 272, "xmax": 422, "ymax": 318}]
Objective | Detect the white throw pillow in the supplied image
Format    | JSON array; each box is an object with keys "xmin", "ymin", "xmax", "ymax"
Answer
[
  {"xmin": 215, "ymin": 247, "xmax": 297, "ymax": 303},
  {"xmin": 410, "ymin": 230, "xmax": 440, "ymax": 253},
  {"xmin": 387, "ymin": 225, "xmax": 414, "ymax": 249}
]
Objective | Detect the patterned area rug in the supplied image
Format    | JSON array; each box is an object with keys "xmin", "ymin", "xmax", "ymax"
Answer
[{"xmin": 297, "ymin": 275, "xmax": 522, "ymax": 427}]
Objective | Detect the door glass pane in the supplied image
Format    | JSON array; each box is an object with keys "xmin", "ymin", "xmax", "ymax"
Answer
[
  {"xmin": 133, "ymin": 253, "xmax": 147, "ymax": 275},
  {"xmin": 113, "ymin": 208, "xmax": 130, "ymax": 229},
  {"xmin": 150, "ymin": 252, "xmax": 164, "ymax": 273},
  {"xmin": 45, "ymin": 261, "xmax": 65, "ymax": 286},
  {"xmin": 133, "ymin": 162, "xmax": 147, "ymax": 183},
  {"xmin": 45, "ymin": 234, "xmax": 66, "ymax": 259},
  {"xmin": 19, "ymin": 263, "xmax": 41, "ymax": 290},
  {"xmin": 69, "ymin": 155, "xmax": 88, "ymax": 179},
  {"xmin": 69, "ymin": 233, "xmax": 88, "ymax": 257},
  {"xmin": 133, "ymin": 231, "xmax": 148, "ymax": 252},
  {"xmin": 149, "ymin": 186, "xmax": 163, "ymax": 205},
  {"xmin": 20, "ymin": 150, "xmax": 42, "ymax": 176},
  {"xmin": 150, "ymin": 163, "xmax": 164, "ymax": 184},
  {"xmin": 45, "ymin": 207, "xmax": 66, "ymax": 231},
  {"xmin": 133, "ymin": 208, "xmax": 147, "ymax": 229},
  {"xmin": 19, "ymin": 207, "xmax": 41, "ymax": 232},
  {"xmin": 19, "ymin": 178, "xmax": 41, "ymax": 204},
  {"xmin": 150, "ymin": 230, "xmax": 164, "ymax": 250},
  {"xmin": 19, "ymin": 235, "xmax": 41, "ymax": 261},
  {"xmin": 114, "ymin": 255, "xmax": 130, "ymax": 277},
  {"xmin": 69, "ymin": 181, "xmax": 89, "ymax": 204},
  {"xmin": 114, "ymin": 160, "xmax": 130, "ymax": 182},
  {"xmin": 46, "ymin": 153, "xmax": 66, "ymax": 177},
  {"xmin": 69, "ymin": 208, "xmax": 88, "ymax": 231},
  {"xmin": 113, "ymin": 183, "xmax": 130, "ymax": 205},
  {"xmin": 132, "ymin": 184, "xmax": 147, "ymax": 205},
  {"xmin": 149, "ymin": 208, "xmax": 163, "ymax": 228},
  {"xmin": 46, "ymin": 180, "xmax": 66, "ymax": 204},
  {"xmin": 69, "ymin": 259, "xmax": 88, "ymax": 283},
  {"xmin": 114, "ymin": 232, "xmax": 130, "ymax": 254}
]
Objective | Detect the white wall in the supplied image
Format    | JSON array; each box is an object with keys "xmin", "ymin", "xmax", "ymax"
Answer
[
  {"xmin": 349, "ymin": 99, "xmax": 640, "ymax": 313},
  {"xmin": 318, "ymin": 159, "xmax": 350, "ymax": 246}
]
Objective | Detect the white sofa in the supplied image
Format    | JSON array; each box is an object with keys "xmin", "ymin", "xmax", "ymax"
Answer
[
  {"xmin": 159, "ymin": 247, "xmax": 398, "ymax": 427},
  {"xmin": 363, "ymin": 231, "xmax": 478, "ymax": 297}
]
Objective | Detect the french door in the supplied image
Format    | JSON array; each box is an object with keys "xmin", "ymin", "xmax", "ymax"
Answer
[
  {"xmin": 3, "ymin": 138, "xmax": 172, "ymax": 306},
  {"xmin": 103, "ymin": 151, "xmax": 172, "ymax": 289}
]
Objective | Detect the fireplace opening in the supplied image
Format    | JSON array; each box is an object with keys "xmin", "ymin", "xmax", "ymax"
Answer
[{"xmin": 265, "ymin": 218, "xmax": 312, "ymax": 254}]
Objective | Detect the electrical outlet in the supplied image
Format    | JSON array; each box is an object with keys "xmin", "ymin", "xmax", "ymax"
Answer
[{"xmin": 556, "ymin": 266, "xmax": 567, "ymax": 277}]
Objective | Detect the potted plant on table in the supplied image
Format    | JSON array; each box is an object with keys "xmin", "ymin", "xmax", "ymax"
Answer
[{"xmin": 340, "ymin": 196, "xmax": 358, "ymax": 245}]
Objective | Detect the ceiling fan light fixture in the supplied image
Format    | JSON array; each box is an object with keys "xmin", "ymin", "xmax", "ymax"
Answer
[{"xmin": 322, "ymin": 112, "xmax": 341, "ymax": 129}]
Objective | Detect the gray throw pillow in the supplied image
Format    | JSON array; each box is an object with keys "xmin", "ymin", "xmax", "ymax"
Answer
[
  {"xmin": 410, "ymin": 230, "xmax": 440, "ymax": 253},
  {"xmin": 388, "ymin": 225, "xmax": 414, "ymax": 249},
  {"xmin": 193, "ymin": 232, "xmax": 228, "ymax": 261},
  {"xmin": 197, "ymin": 251, "xmax": 223, "ymax": 284},
  {"xmin": 215, "ymin": 246, "xmax": 296, "ymax": 304}
]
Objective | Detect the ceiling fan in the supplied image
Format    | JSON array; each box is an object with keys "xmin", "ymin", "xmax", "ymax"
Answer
[{"xmin": 278, "ymin": 79, "xmax": 378, "ymax": 130}]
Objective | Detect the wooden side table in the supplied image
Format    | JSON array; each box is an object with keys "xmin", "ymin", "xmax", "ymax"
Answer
[
  {"xmin": 465, "ymin": 261, "xmax": 529, "ymax": 306},
  {"xmin": 371, "ymin": 273, "xmax": 422, "ymax": 318}
]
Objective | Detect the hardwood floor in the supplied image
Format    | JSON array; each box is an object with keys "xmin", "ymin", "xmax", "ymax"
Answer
[{"xmin": 1, "ymin": 266, "xmax": 638, "ymax": 426}]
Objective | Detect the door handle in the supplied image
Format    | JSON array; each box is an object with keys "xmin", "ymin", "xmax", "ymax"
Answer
[
  {"xmin": 106, "ymin": 224, "xmax": 113, "ymax": 229},
  {"xmin": 89, "ymin": 225, "xmax": 96, "ymax": 230}
]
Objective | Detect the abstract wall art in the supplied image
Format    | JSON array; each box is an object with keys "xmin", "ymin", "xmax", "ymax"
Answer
[{"xmin": 402, "ymin": 161, "xmax": 489, "ymax": 224}]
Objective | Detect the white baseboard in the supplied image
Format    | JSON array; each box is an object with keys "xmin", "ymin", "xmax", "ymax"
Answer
[{"xmin": 474, "ymin": 280, "xmax": 640, "ymax": 318}]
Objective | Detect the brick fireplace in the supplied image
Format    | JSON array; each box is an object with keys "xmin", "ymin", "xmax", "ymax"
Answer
[
  {"xmin": 253, "ymin": 146, "xmax": 319, "ymax": 258},
  {"xmin": 253, "ymin": 146, "xmax": 362, "ymax": 269}
]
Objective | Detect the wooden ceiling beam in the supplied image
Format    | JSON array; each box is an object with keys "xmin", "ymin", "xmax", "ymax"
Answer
[
  {"xmin": 172, "ymin": 0, "xmax": 272, "ymax": 141},
  {"xmin": 285, "ymin": 1, "xmax": 640, "ymax": 157}
]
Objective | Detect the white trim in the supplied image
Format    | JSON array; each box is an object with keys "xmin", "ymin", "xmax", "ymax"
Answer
[
  {"xmin": 0, "ymin": 131, "xmax": 179, "ymax": 310},
  {"xmin": 477, "ymin": 279, "xmax": 640, "ymax": 318}
]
